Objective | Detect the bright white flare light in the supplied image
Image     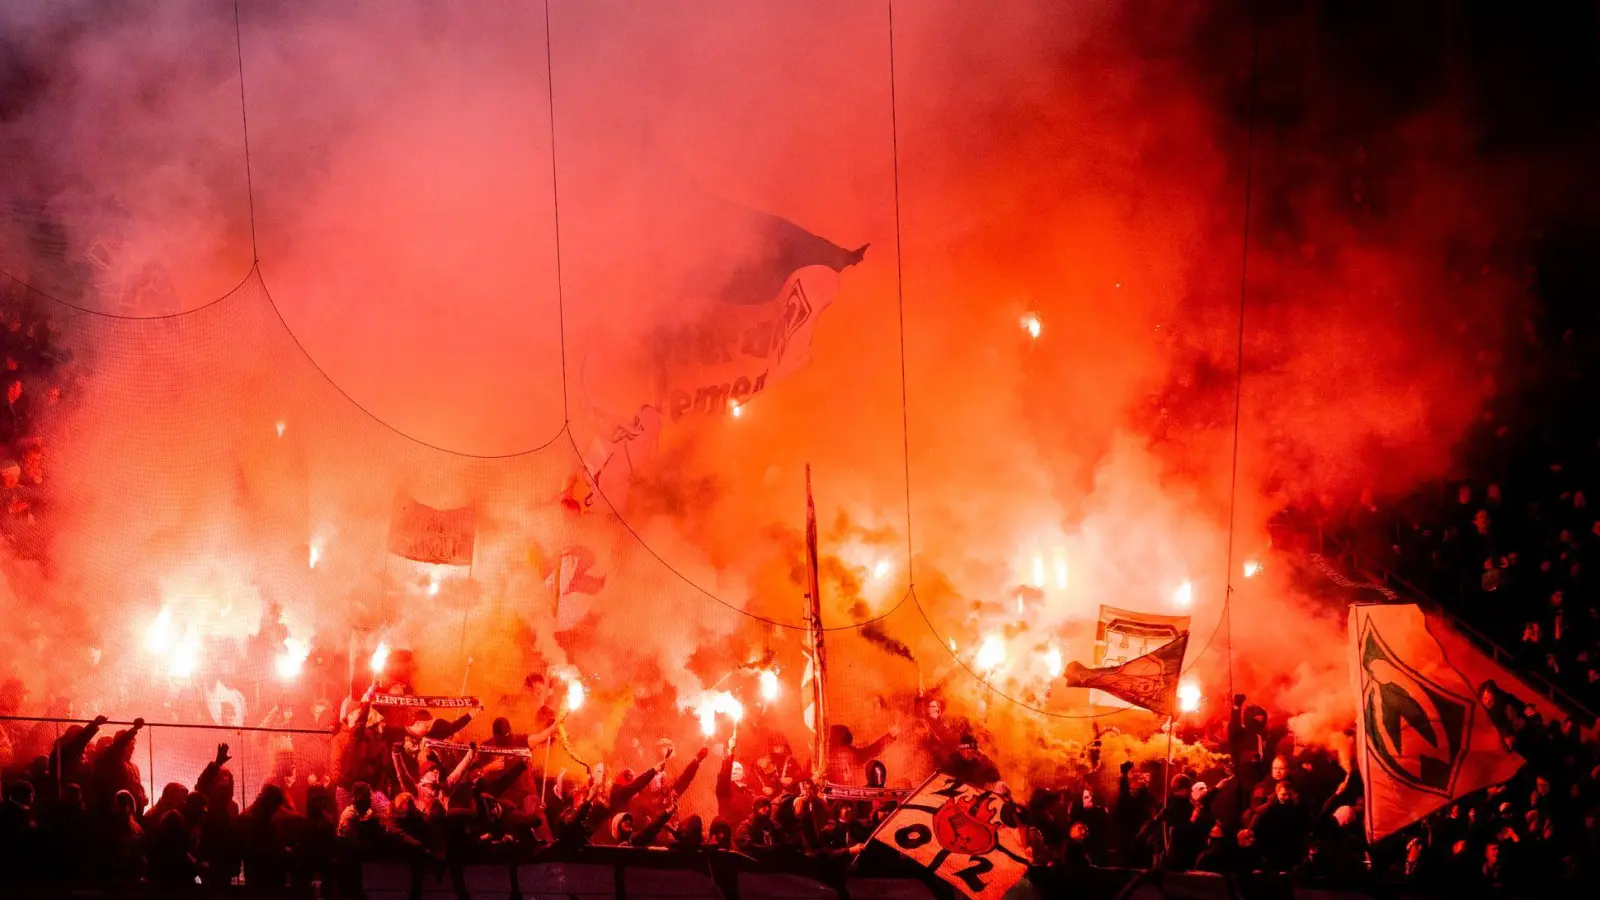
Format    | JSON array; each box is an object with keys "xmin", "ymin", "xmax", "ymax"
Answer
[
  {"xmin": 145, "ymin": 608, "xmax": 175, "ymax": 656},
  {"xmin": 1172, "ymin": 581, "xmax": 1193, "ymax": 608},
  {"xmin": 275, "ymin": 637, "xmax": 310, "ymax": 681},
  {"xmin": 948, "ymin": 638, "xmax": 958, "ymax": 653},
  {"xmin": 369, "ymin": 640, "xmax": 390, "ymax": 676},
  {"xmin": 566, "ymin": 677, "xmax": 586, "ymax": 711},
  {"xmin": 1055, "ymin": 558, "xmax": 1069, "ymax": 590},
  {"xmin": 697, "ymin": 691, "xmax": 744, "ymax": 736},
  {"xmin": 1020, "ymin": 313, "xmax": 1042, "ymax": 339},
  {"xmin": 1177, "ymin": 680, "xmax": 1202, "ymax": 713},
  {"xmin": 308, "ymin": 543, "xmax": 321, "ymax": 569},
  {"xmin": 167, "ymin": 631, "xmax": 200, "ymax": 680},
  {"xmin": 759, "ymin": 670, "xmax": 780, "ymax": 701},
  {"xmin": 428, "ymin": 574, "xmax": 442, "ymax": 596},
  {"xmin": 1243, "ymin": 559, "xmax": 1261, "ymax": 579},
  {"xmin": 1043, "ymin": 645, "xmax": 1064, "ymax": 678},
  {"xmin": 1031, "ymin": 555, "xmax": 1046, "ymax": 589},
  {"xmin": 977, "ymin": 634, "xmax": 1007, "ymax": 673},
  {"xmin": 872, "ymin": 559, "xmax": 891, "ymax": 580},
  {"xmin": 275, "ymin": 420, "xmax": 286, "ymax": 437},
  {"xmin": 729, "ymin": 400, "xmax": 743, "ymax": 418}
]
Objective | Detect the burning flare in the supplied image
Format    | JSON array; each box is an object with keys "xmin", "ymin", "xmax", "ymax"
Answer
[
  {"xmin": 1020, "ymin": 312, "xmax": 1042, "ymax": 340},
  {"xmin": 1172, "ymin": 581, "xmax": 1193, "ymax": 608},
  {"xmin": 695, "ymin": 691, "xmax": 744, "ymax": 737},
  {"xmin": 369, "ymin": 639, "xmax": 390, "ymax": 676},
  {"xmin": 976, "ymin": 634, "xmax": 1007, "ymax": 673},
  {"xmin": 1243, "ymin": 559, "xmax": 1261, "ymax": 579},
  {"xmin": 1177, "ymin": 680, "xmax": 1201, "ymax": 714},
  {"xmin": 759, "ymin": 669, "xmax": 779, "ymax": 701},
  {"xmin": 274, "ymin": 637, "xmax": 310, "ymax": 681},
  {"xmin": 564, "ymin": 674, "xmax": 586, "ymax": 711},
  {"xmin": 1042, "ymin": 645, "xmax": 1064, "ymax": 678}
]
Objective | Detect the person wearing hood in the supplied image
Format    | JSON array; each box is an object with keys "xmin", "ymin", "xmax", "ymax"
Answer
[
  {"xmin": 49, "ymin": 715, "xmax": 107, "ymax": 798},
  {"xmin": 671, "ymin": 813, "xmax": 705, "ymax": 850},
  {"xmin": 939, "ymin": 733, "xmax": 1001, "ymax": 788},
  {"xmin": 735, "ymin": 796, "xmax": 780, "ymax": 852},
  {"xmin": 716, "ymin": 737, "xmax": 758, "ymax": 826},
  {"xmin": 615, "ymin": 797, "xmax": 677, "ymax": 848},
  {"xmin": 88, "ymin": 719, "xmax": 147, "ymax": 818}
]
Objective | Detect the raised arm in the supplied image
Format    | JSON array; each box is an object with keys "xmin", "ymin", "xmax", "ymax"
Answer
[{"xmin": 672, "ymin": 747, "xmax": 709, "ymax": 796}]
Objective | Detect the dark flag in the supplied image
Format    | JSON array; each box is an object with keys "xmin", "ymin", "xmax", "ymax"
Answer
[{"xmin": 1063, "ymin": 632, "xmax": 1189, "ymax": 717}]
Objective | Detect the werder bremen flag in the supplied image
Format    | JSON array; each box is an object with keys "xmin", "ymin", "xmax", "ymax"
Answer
[
  {"xmin": 867, "ymin": 774, "xmax": 1030, "ymax": 900},
  {"xmin": 1063, "ymin": 632, "xmax": 1189, "ymax": 717},
  {"xmin": 388, "ymin": 496, "xmax": 476, "ymax": 566},
  {"xmin": 1350, "ymin": 603, "xmax": 1564, "ymax": 842}
]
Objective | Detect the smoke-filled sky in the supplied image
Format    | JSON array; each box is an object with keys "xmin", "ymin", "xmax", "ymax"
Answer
[{"xmin": 2, "ymin": 0, "xmax": 1598, "ymax": 777}]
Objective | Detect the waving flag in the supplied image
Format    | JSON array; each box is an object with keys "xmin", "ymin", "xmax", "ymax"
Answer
[
  {"xmin": 802, "ymin": 465, "xmax": 829, "ymax": 768},
  {"xmin": 1063, "ymin": 632, "xmax": 1189, "ymax": 717},
  {"xmin": 1350, "ymin": 604, "xmax": 1564, "ymax": 842},
  {"xmin": 574, "ymin": 165, "xmax": 865, "ymax": 505},
  {"xmin": 867, "ymin": 774, "xmax": 1030, "ymax": 900},
  {"xmin": 1087, "ymin": 605, "xmax": 1190, "ymax": 710},
  {"xmin": 388, "ymin": 496, "xmax": 476, "ymax": 566}
]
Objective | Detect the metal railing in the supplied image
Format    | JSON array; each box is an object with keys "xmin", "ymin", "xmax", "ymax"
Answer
[{"xmin": 1, "ymin": 714, "xmax": 336, "ymax": 812}]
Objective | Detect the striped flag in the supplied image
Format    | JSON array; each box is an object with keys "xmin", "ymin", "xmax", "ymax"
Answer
[{"xmin": 802, "ymin": 465, "xmax": 828, "ymax": 772}]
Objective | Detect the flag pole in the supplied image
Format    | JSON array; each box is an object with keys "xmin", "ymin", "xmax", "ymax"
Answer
[{"xmin": 805, "ymin": 465, "xmax": 829, "ymax": 784}]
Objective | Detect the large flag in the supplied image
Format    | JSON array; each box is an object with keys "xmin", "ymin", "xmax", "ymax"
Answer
[
  {"xmin": 1063, "ymin": 632, "xmax": 1189, "ymax": 717},
  {"xmin": 802, "ymin": 465, "xmax": 829, "ymax": 772},
  {"xmin": 1089, "ymin": 605, "xmax": 1190, "ymax": 710},
  {"xmin": 867, "ymin": 774, "xmax": 1030, "ymax": 900},
  {"xmin": 388, "ymin": 496, "xmax": 476, "ymax": 566},
  {"xmin": 575, "ymin": 168, "xmax": 865, "ymax": 505},
  {"xmin": 1350, "ymin": 603, "xmax": 1564, "ymax": 842}
]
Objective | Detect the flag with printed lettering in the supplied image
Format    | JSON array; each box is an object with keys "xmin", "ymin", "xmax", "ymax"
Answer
[
  {"xmin": 1350, "ymin": 603, "xmax": 1564, "ymax": 842},
  {"xmin": 867, "ymin": 774, "xmax": 1030, "ymax": 900},
  {"xmin": 574, "ymin": 164, "xmax": 865, "ymax": 505}
]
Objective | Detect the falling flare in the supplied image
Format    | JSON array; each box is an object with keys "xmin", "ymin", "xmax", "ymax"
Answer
[
  {"xmin": 1043, "ymin": 645, "xmax": 1064, "ymax": 678},
  {"xmin": 1172, "ymin": 581, "xmax": 1193, "ymax": 608},
  {"xmin": 1020, "ymin": 313, "xmax": 1042, "ymax": 340},
  {"xmin": 759, "ymin": 669, "xmax": 779, "ymax": 701},
  {"xmin": 1177, "ymin": 680, "xmax": 1202, "ymax": 713},
  {"xmin": 977, "ymin": 634, "xmax": 1007, "ymax": 673},
  {"xmin": 1243, "ymin": 559, "xmax": 1261, "ymax": 579}
]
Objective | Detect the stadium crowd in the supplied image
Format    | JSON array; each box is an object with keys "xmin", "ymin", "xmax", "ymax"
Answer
[
  {"xmin": 0, "ymin": 291, "xmax": 64, "ymax": 563},
  {"xmin": 1, "ymin": 668, "xmax": 1598, "ymax": 897}
]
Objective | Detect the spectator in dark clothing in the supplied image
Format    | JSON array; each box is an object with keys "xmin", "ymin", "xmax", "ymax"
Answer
[
  {"xmin": 671, "ymin": 813, "xmax": 705, "ymax": 850},
  {"xmin": 1250, "ymin": 780, "xmax": 1310, "ymax": 873},
  {"xmin": 146, "ymin": 809, "xmax": 201, "ymax": 889},
  {"xmin": 938, "ymin": 733, "xmax": 1002, "ymax": 787},
  {"xmin": 736, "ymin": 796, "xmax": 780, "ymax": 852},
  {"xmin": 241, "ymin": 783, "xmax": 294, "ymax": 888},
  {"xmin": 0, "ymin": 779, "xmax": 40, "ymax": 883},
  {"xmin": 716, "ymin": 747, "xmax": 758, "ymax": 827},
  {"xmin": 88, "ymin": 719, "xmax": 146, "ymax": 818},
  {"xmin": 101, "ymin": 790, "xmax": 144, "ymax": 882}
]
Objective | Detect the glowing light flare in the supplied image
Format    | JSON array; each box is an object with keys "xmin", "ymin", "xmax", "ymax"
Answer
[
  {"xmin": 696, "ymin": 691, "xmax": 744, "ymax": 736},
  {"xmin": 1243, "ymin": 559, "xmax": 1261, "ymax": 579},
  {"xmin": 1172, "ymin": 581, "xmax": 1193, "ymax": 609},
  {"xmin": 729, "ymin": 399, "xmax": 743, "ymax": 418},
  {"xmin": 1043, "ymin": 645, "xmax": 1064, "ymax": 678},
  {"xmin": 566, "ymin": 678, "xmax": 586, "ymax": 711},
  {"xmin": 369, "ymin": 640, "xmax": 390, "ymax": 676},
  {"xmin": 759, "ymin": 670, "xmax": 780, "ymax": 701},
  {"xmin": 1031, "ymin": 555, "xmax": 1046, "ymax": 589},
  {"xmin": 1177, "ymin": 680, "xmax": 1202, "ymax": 714},
  {"xmin": 275, "ymin": 420, "xmax": 286, "ymax": 437},
  {"xmin": 872, "ymin": 559, "xmax": 892, "ymax": 580},
  {"xmin": 308, "ymin": 543, "xmax": 322, "ymax": 569},
  {"xmin": 1054, "ymin": 558, "xmax": 1068, "ymax": 590},
  {"xmin": 1020, "ymin": 313, "xmax": 1042, "ymax": 340},
  {"xmin": 948, "ymin": 638, "xmax": 958, "ymax": 653},
  {"xmin": 167, "ymin": 631, "xmax": 200, "ymax": 680},
  {"xmin": 976, "ymin": 634, "xmax": 1007, "ymax": 673},
  {"xmin": 274, "ymin": 637, "xmax": 310, "ymax": 681},
  {"xmin": 144, "ymin": 608, "xmax": 175, "ymax": 656},
  {"xmin": 427, "ymin": 574, "xmax": 442, "ymax": 596}
]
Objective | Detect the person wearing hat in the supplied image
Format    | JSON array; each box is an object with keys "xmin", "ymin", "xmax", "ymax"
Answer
[{"xmin": 937, "ymin": 732, "xmax": 1000, "ymax": 788}]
